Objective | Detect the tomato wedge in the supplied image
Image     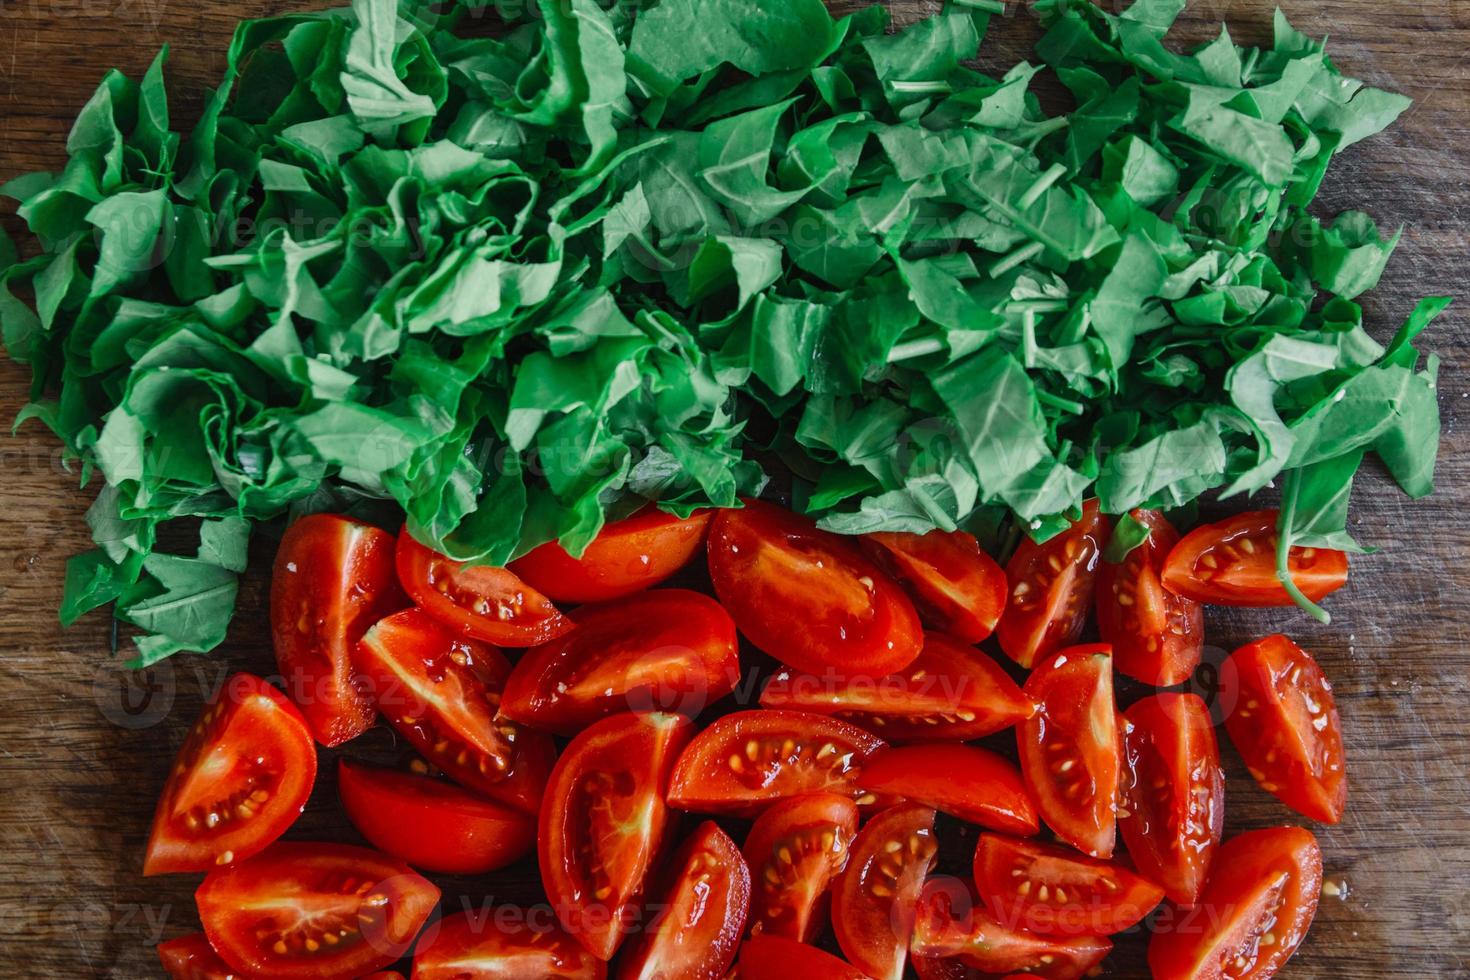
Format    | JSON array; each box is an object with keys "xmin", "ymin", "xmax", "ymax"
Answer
[
  {"xmin": 1018, "ymin": 645, "xmax": 1120, "ymax": 858},
  {"xmin": 499, "ymin": 590, "xmax": 739, "ymax": 735},
  {"xmin": 144, "ymin": 674, "xmax": 316, "ymax": 876},
  {"xmin": 196, "ymin": 841, "xmax": 439, "ymax": 978},
  {"xmin": 735, "ymin": 935, "xmax": 872, "ymax": 979},
  {"xmin": 996, "ymin": 501, "xmax": 1108, "ymax": 668},
  {"xmin": 759, "ymin": 632, "xmax": 1033, "ymax": 742},
  {"xmin": 1148, "ymin": 827, "xmax": 1323, "ymax": 980},
  {"xmin": 1223, "ymin": 635, "xmax": 1347, "ymax": 823},
  {"xmin": 1160, "ymin": 510, "xmax": 1348, "ymax": 607},
  {"xmin": 1096, "ymin": 509, "xmax": 1203, "ymax": 686},
  {"xmin": 707, "ymin": 500, "xmax": 922, "ymax": 676},
  {"xmin": 742, "ymin": 792, "xmax": 858, "ymax": 942},
  {"xmin": 973, "ymin": 833, "xmax": 1164, "ymax": 936},
  {"xmin": 412, "ymin": 908, "xmax": 606, "ymax": 979},
  {"xmin": 1119, "ymin": 693, "xmax": 1224, "ymax": 906},
  {"xmin": 510, "ymin": 506, "xmax": 711, "ymax": 603},
  {"xmin": 357, "ymin": 608, "xmax": 554, "ymax": 813},
  {"xmin": 616, "ymin": 821, "xmax": 750, "ymax": 980},
  {"xmin": 833, "ymin": 804, "xmax": 938, "ymax": 980},
  {"xmin": 667, "ymin": 710, "xmax": 887, "ymax": 815},
  {"xmin": 158, "ymin": 933, "xmax": 243, "ymax": 980},
  {"xmin": 396, "ymin": 529, "xmax": 573, "ymax": 646},
  {"xmin": 856, "ymin": 745, "xmax": 1037, "ymax": 835},
  {"xmin": 540, "ymin": 712, "xmax": 693, "ymax": 961},
  {"xmin": 861, "ymin": 530, "xmax": 1007, "ymax": 644}
]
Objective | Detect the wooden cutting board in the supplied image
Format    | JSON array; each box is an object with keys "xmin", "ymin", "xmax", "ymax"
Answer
[{"xmin": 2, "ymin": 2, "xmax": 1467, "ymax": 976}]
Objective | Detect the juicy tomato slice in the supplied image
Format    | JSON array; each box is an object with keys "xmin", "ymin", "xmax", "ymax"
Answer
[
  {"xmin": 667, "ymin": 710, "xmax": 887, "ymax": 815},
  {"xmin": 743, "ymin": 792, "xmax": 859, "ymax": 942},
  {"xmin": 1223, "ymin": 635, "xmax": 1347, "ymax": 823},
  {"xmin": 1148, "ymin": 827, "xmax": 1323, "ymax": 980},
  {"xmin": 973, "ymin": 833, "xmax": 1164, "ymax": 936},
  {"xmin": 734, "ymin": 936, "xmax": 872, "ymax": 980},
  {"xmin": 196, "ymin": 841, "xmax": 439, "ymax": 978},
  {"xmin": 396, "ymin": 529, "xmax": 572, "ymax": 647},
  {"xmin": 337, "ymin": 760, "xmax": 535, "ymax": 875},
  {"xmin": 1096, "ymin": 509, "xmax": 1204, "ymax": 686},
  {"xmin": 158, "ymin": 933, "xmax": 244, "ymax": 980},
  {"xmin": 834, "ymin": 804, "xmax": 938, "ymax": 980},
  {"xmin": 759, "ymin": 632, "xmax": 1033, "ymax": 742},
  {"xmin": 707, "ymin": 500, "xmax": 923, "ymax": 676},
  {"xmin": 412, "ymin": 909, "xmax": 606, "ymax": 980},
  {"xmin": 1160, "ymin": 510, "xmax": 1348, "ymax": 607},
  {"xmin": 499, "ymin": 589, "xmax": 739, "ymax": 736},
  {"xmin": 510, "ymin": 506, "xmax": 712, "ymax": 603},
  {"xmin": 861, "ymin": 530, "xmax": 1007, "ymax": 644},
  {"xmin": 856, "ymin": 745, "xmax": 1037, "ymax": 836},
  {"xmin": 540, "ymin": 712, "xmax": 694, "ymax": 961},
  {"xmin": 996, "ymin": 501, "xmax": 1108, "ymax": 668},
  {"xmin": 1119, "ymin": 693, "xmax": 1225, "ymax": 905},
  {"xmin": 144, "ymin": 674, "xmax": 316, "ymax": 876},
  {"xmin": 616, "ymin": 821, "xmax": 750, "ymax": 980},
  {"xmin": 357, "ymin": 608, "xmax": 554, "ymax": 813},
  {"xmin": 1018, "ymin": 645, "xmax": 1121, "ymax": 858}
]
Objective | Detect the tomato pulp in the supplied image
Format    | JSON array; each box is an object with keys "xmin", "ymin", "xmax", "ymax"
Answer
[
  {"xmin": 996, "ymin": 501, "xmax": 1108, "ymax": 668},
  {"xmin": 861, "ymin": 529, "xmax": 1007, "ymax": 644},
  {"xmin": 1096, "ymin": 509, "xmax": 1203, "ymax": 686},
  {"xmin": 1160, "ymin": 510, "xmax": 1348, "ymax": 607}
]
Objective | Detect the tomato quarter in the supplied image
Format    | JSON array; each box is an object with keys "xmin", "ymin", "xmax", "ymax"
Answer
[
  {"xmin": 1160, "ymin": 510, "xmax": 1348, "ymax": 607},
  {"xmin": 735, "ymin": 935, "xmax": 872, "ymax": 979},
  {"xmin": 510, "ymin": 506, "xmax": 711, "ymax": 603},
  {"xmin": 861, "ymin": 530, "xmax": 1007, "ymax": 644},
  {"xmin": 743, "ymin": 792, "xmax": 858, "ymax": 942},
  {"xmin": 412, "ymin": 908, "xmax": 606, "ymax": 979},
  {"xmin": 973, "ymin": 834, "xmax": 1164, "ymax": 936},
  {"xmin": 1096, "ymin": 509, "xmax": 1203, "ymax": 686},
  {"xmin": 996, "ymin": 501, "xmax": 1108, "ymax": 668},
  {"xmin": 833, "ymin": 804, "xmax": 938, "ymax": 980},
  {"xmin": 857, "ymin": 745, "xmax": 1037, "ymax": 836}
]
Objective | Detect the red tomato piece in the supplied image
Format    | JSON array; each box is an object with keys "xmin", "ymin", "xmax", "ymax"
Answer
[
  {"xmin": 759, "ymin": 632, "xmax": 1033, "ymax": 742},
  {"xmin": 861, "ymin": 530, "xmax": 1007, "ymax": 643},
  {"xmin": 616, "ymin": 821, "xmax": 750, "ymax": 980},
  {"xmin": 510, "ymin": 506, "xmax": 711, "ymax": 603},
  {"xmin": 144, "ymin": 674, "xmax": 316, "ymax": 876},
  {"xmin": 996, "ymin": 501, "xmax": 1108, "ymax": 668},
  {"xmin": 707, "ymin": 500, "xmax": 923, "ymax": 676},
  {"xmin": 357, "ymin": 608, "xmax": 554, "ymax": 813},
  {"xmin": 540, "ymin": 712, "xmax": 693, "ymax": 961},
  {"xmin": 1018, "ymin": 645, "xmax": 1120, "ymax": 859},
  {"xmin": 856, "ymin": 745, "xmax": 1037, "ymax": 835},
  {"xmin": 743, "ymin": 792, "xmax": 859, "ymax": 942},
  {"xmin": 973, "ymin": 833, "xmax": 1164, "ymax": 936},
  {"xmin": 1096, "ymin": 509, "xmax": 1204, "ymax": 686},
  {"xmin": 1148, "ymin": 827, "xmax": 1323, "ymax": 980},
  {"xmin": 196, "ymin": 841, "xmax": 439, "ymax": 978},
  {"xmin": 158, "ymin": 933, "xmax": 244, "ymax": 980},
  {"xmin": 499, "ymin": 590, "xmax": 739, "ymax": 735},
  {"xmin": 396, "ymin": 529, "xmax": 572, "ymax": 646},
  {"xmin": 1160, "ymin": 510, "xmax": 1348, "ymax": 607},
  {"xmin": 833, "ymin": 804, "xmax": 938, "ymax": 980},
  {"xmin": 412, "ymin": 908, "xmax": 606, "ymax": 979},
  {"xmin": 667, "ymin": 710, "xmax": 887, "ymax": 815},
  {"xmin": 1119, "ymin": 693, "xmax": 1225, "ymax": 906},
  {"xmin": 735, "ymin": 935, "xmax": 872, "ymax": 980},
  {"xmin": 1223, "ymin": 635, "xmax": 1347, "ymax": 823}
]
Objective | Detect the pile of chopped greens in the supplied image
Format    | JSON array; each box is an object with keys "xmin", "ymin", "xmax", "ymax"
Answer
[{"xmin": 0, "ymin": 0, "xmax": 1447, "ymax": 663}]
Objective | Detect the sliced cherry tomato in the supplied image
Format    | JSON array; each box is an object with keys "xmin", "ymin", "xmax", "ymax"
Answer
[
  {"xmin": 412, "ymin": 908, "xmax": 606, "ymax": 979},
  {"xmin": 1160, "ymin": 510, "xmax": 1348, "ymax": 607},
  {"xmin": 616, "ymin": 821, "xmax": 750, "ymax": 980},
  {"xmin": 734, "ymin": 935, "xmax": 872, "ymax": 980},
  {"xmin": 856, "ymin": 745, "xmax": 1037, "ymax": 835},
  {"xmin": 144, "ymin": 674, "xmax": 316, "ymax": 876},
  {"xmin": 510, "ymin": 506, "xmax": 712, "ymax": 603},
  {"xmin": 396, "ymin": 529, "xmax": 572, "ymax": 646},
  {"xmin": 499, "ymin": 590, "xmax": 739, "ymax": 735},
  {"xmin": 357, "ymin": 608, "xmax": 554, "ymax": 813},
  {"xmin": 1018, "ymin": 645, "xmax": 1120, "ymax": 859},
  {"xmin": 759, "ymin": 632, "xmax": 1033, "ymax": 742},
  {"xmin": 1096, "ymin": 509, "xmax": 1203, "ymax": 686},
  {"xmin": 667, "ymin": 710, "xmax": 887, "ymax": 815},
  {"xmin": 1148, "ymin": 827, "xmax": 1323, "ymax": 980},
  {"xmin": 541, "ymin": 712, "xmax": 693, "ymax": 961},
  {"xmin": 1223, "ymin": 635, "xmax": 1347, "ymax": 823},
  {"xmin": 996, "ymin": 501, "xmax": 1108, "ymax": 668},
  {"xmin": 1119, "ymin": 693, "xmax": 1224, "ymax": 905},
  {"xmin": 973, "ymin": 833, "xmax": 1164, "ymax": 936},
  {"xmin": 860, "ymin": 530, "xmax": 1007, "ymax": 643},
  {"xmin": 158, "ymin": 933, "xmax": 244, "ymax": 980},
  {"xmin": 196, "ymin": 841, "xmax": 439, "ymax": 978},
  {"xmin": 834, "ymin": 804, "xmax": 938, "ymax": 980},
  {"xmin": 707, "ymin": 500, "xmax": 922, "ymax": 676},
  {"xmin": 743, "ymin": 792, "xmax": 858, "ymax": 942}
]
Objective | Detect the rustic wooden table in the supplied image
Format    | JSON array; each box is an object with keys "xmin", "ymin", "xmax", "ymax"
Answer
[{"xmin": 2, "ymin": 1, "xmax": 1468, "ymax": 977}]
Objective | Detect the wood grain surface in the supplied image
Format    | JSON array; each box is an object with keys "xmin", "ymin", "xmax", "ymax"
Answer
[{"xmin": 2, "ymin": 1, "xmax": 1468, "ymax": 977}]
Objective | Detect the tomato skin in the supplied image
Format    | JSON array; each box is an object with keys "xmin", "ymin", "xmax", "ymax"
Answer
[
  {"xmin": 510, "ymin": 507, "xmax": 712, "ymax": 603},
  {"xmin": 1148, "ymin": 827, "xmax": 1323, "ymax": 980},
  {"xmin": 861, "ymin": 530, "xmax": 1007, "ymax": 644},
  {"xmin": 996, "ymin": 501, "xmax": 1108, "ymax": 668},
  {"xmin": 1223, "ymin": 635, "xmax": 1347, "ymax": 823},
  {"xmin": 144, "ymin": 674, "xmax": 317, "ymax": 876},
  {"xmin": 973, "ymin": 833, "xmax": 1164, "ymax": 936},
  {"xmin": 707, "ymin": 501, "xmax": 923, "ymax": 676},
  {"xmin": 412, "ymin": 909, "xmax": 606, "ymax": 980},
  {"xmin": 158, "ymin": 933, "xmax": 247, "ymax": 980},
  {"xmin": 856, "ymin": 745, "xmax": 1038, "ymax": 836},
  {"xmin": 734, "ymin": 936, "xmax": 872, "ymax": 979},
  {"xmin": 742, "ymin": 792, "xmax": 859, "ymax": 942},
  {"xmin": 833, "ymin": 804, "xmax": 938, "ymax": 980},
  {"xmin": 1160, "ymin": 510, "xmax": 1348, "ymax": 607},
  {"xmin": 499, "ymin": 590, "xmax": 739, "ymax": 736},
  {"xmin": 1096, "ymin": 510, "xmax": 1204, "ymax": 686}
]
